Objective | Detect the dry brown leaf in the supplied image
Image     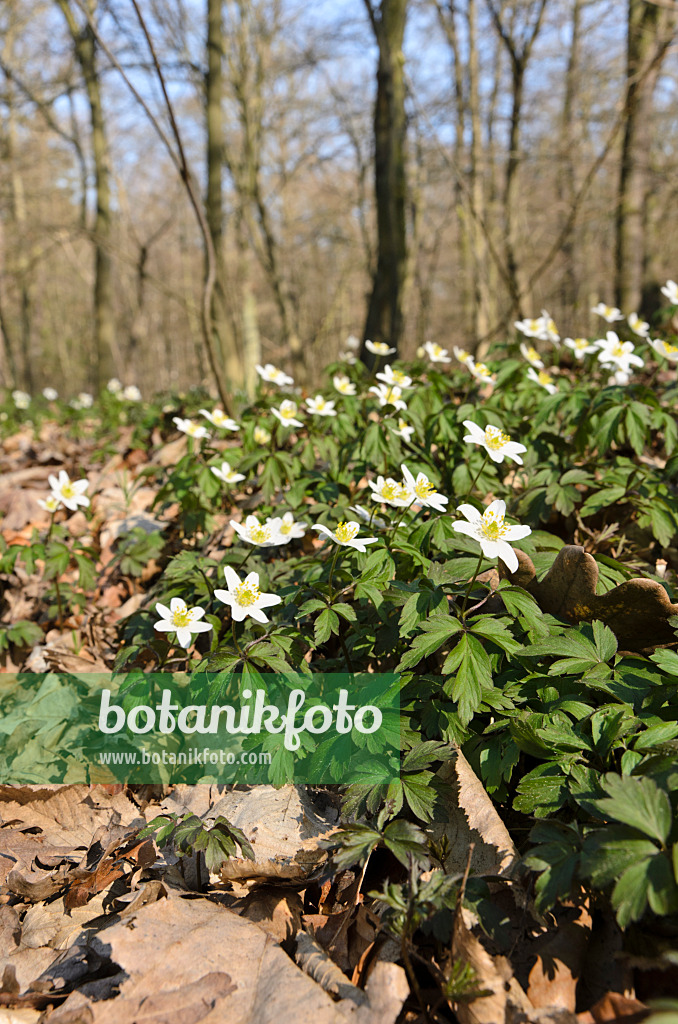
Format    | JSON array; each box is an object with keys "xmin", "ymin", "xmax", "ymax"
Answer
[
  {"xmin": 237, "ymin": 887, "xmax": 303, "ymax": 944},
  {"xmin": 0, "ymin": 786, "xmax": 144, "ymax": 850},
  {"xmin": 432, "ymin": 749, "xmax": 519, "ymax": 877},
  {"xmin": 451, "ymin": 908, "xmax": 533, "ymax": 1024},
  {"xmin": 44, "ymin": 893, "xmax": 408, "ymax": 1024},
  {"xmin": 500, "ymin": 546, "xmax": 678, "ymax": 650},
  {"xmin": 527, "ymin": 905, "xmax": 592, "ymax": 1012},
  {"xmin": 157, "ymin": 784, "xmax": 336, "ymax": 882}
]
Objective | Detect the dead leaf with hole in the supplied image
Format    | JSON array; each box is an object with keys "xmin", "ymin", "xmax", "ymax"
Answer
[{"xmin": 158, "ymin": 784, "xmax": 336, "ymax": 882}]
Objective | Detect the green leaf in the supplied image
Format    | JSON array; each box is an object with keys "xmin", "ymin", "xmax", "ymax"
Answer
[
  {"xmin": 443, "ymin": 633, "xmax": 491, "ymax": 725},
  {"xmin": 382, "ymin": 819, "xmax": 430, "ymax": 868},
  {"xmin": 314, "ymin": 608, "xmax": 340, "ymax": 645},
  {"xmin": 587, "ymin": 774, "xmax": 672, "ymax": 844}
]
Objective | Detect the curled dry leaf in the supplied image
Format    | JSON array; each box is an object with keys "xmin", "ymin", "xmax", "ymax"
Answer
[{"xmin": 497, "ymin": 545, "xmax": 678, "ymax": 651}]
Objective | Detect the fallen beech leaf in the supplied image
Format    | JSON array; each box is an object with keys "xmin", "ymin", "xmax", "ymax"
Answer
[
  {"xmin": 500, "ymin": 546, "xmax": 678, "ymax": 650},
  {"xmin": 527, "ymin": 905, "xmax": 592, "ymax": 1011},
  {"xmin": 431, "ymin": 749, "xmax": 519, "ymax": 877},
  {"xmin": 451, "ymin": 907, "xmax": 533, "ymax": 1024}
]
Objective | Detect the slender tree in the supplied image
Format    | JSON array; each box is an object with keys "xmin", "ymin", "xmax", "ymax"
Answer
[
  {"xmin": 615, "ymin": 0, "xmax": 677, "ymax": 314},
  {"xmin": 361, "ymin": 0, "xmax": 409, "ymax": 364}
]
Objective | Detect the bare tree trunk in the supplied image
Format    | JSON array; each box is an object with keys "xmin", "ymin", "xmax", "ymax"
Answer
[
  {"xmin": 486, "ymin": 0, "xmax": 547, "ymax": 321},
  {"xmin": 56, "ymin": 0, "xmax": 116, "ymax": 391},
  {"xmin": 615, "ymin": 0, "xmax": 676, "ymax": 313},
  {"xmin": 557, "ymin": 0, "xmax": 581, "ymax": 321},
  {"xmin": 362, "ymin": 0, "xmax": 408, "ymax": 364},
  {"xmin": 206, "ymin": 0, "xmax": 244, "ymax": 393}
]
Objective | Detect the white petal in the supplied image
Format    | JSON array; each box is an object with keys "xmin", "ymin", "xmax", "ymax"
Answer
[
  {"xmin": 452, "ymin": 522, "xmax": 481, "ymax": 540},
  {"xmin": 155, "ymin": 602, "xmax": 171, "ymax": 619},
  {"xmin": 496, "ymin": 541, "xmax": 518, "ymax": 573},
  {"xmin": 191, "ymin": 621, "xmax": 213, "ymax": 633},
  {"xmin": 170, "ymin": 597, "xmax": 186, "ymax": 614},
  {"xmin": 456, "ymin": 503, "xmax": 482, "ymax": 523},
  {"xmin": 223, "ymin": 566, "xmax": 241, "ymax": 591},
  {"xmin": 213, "ymin": 588, "xmax": 233, "ymax": 605},
  {"xmin": 249, "ymin": 607, "xmax": 269, "ymax": 623},
  {"xmin": 154, "ymin": 620, "xmax": 174, "ymax": 632},
  {"xmin": 485, "ymin": 499, "xmax": 506, "ymax": 518},
  {"xmin": 257, "ymin": 593, "xmax": 282, "ymax": 609},
  {"xmin": 175, "ymin": 628, "xmax": 192, "ymax": 649},
  {"xmin": 504, "ymin": 524, "xmax": 532, "ymax": 541}
]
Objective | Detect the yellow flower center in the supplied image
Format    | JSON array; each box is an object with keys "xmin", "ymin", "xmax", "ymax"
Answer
[
  {"xmin": 250, "ymin": 524, "xmax": 270, "ymax": 543},
  {"xmin": 335, "ymin": 522, "xmax": 359, "ymax": 543},
  {"xmin": 187, "ymin": 423, "xmax": 201, "ymax": 436},
  {"xmin": 484, "ymin": 427, "xmax": 511, "ymax": 451},
  {"xmin": 316, "ymin": 399, "xmax": 325, "ymax": 409},
  {"xmin": 171, "ymin": 608, "xmax": 192, "ymax": 628},
  {"xmin": 528, "ymin": 320, "xmax": 540, "ymax": 332},
  {"xmin": 663, "ymin": 342, "xmax": 678, "ymax": 355},
  {"xmin": 374, "ymin": 343, "xmax": 389, "ymax": 354},
  {"xmin": 415, "ymin": 479, "xmax": 435, "ymax": 500},
  {"xmin": 381, "ymin": 481, "xmax": 398, "ymax": 500},
  {"xmin": 611, "ymin": 343, "xmax": 624, "ymax": 358},
  {"xmin": 61, "ymin": 482, "xmax": 75, "ymax": 499},
  {"xmin": 392, "ymin": 371, "xmax": 406, "ymax": 384},
  {"xmin": 279, "ymin": 520, "xmax": 292, "ymax": 535},
  {"xmin": 456, "ymin": 348, "xmax": 469, "ymax": 362},
  {"xmin": 527, "ymin": 347, "xmax": 539, "ymax": 362},
  {"xmin": 537, "ymin": 371, "xmax": 553, "ymax": 386},
  {"xmin": 235, "ymin": 583, "xmax": 260, "ymax": 607},
  {"xmin": 481, "ymin": 511, "xmax": 508, "ymax": 541},
  {"xmin": 574, "ymin": 338, "xmax": 588, "ymax": 350},
  {"xmin": 475, "ymin": 363, "xmax": 491, "ymax": 378}
]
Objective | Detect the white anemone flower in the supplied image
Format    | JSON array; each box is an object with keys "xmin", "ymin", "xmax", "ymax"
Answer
[
  {"xmin": 123, "ymin": 385, "xmax": 142, "ymax": 402},
  {"xmin": 627, "ymin": 313, "xmax": 650, "ymax": 338},
  {"xmin": 78, "ymin": 392, "xmax": 94, "ymax": 409},
  {"xmin": 12, "ymin": 390, "xmax": 30, "ymax": 409},
  {"xmin": 596, "ymin": 332, "xmax": 644, "ymax": 372},
  {"xmin": 313, "ymin": 520, "xmax": 378, "ymax": 552},
  {"xmin": 375, "ymin": 365, "xmax": 413, "ymax": 388},
  {"xmin": 468, "ymin": 361, "xmax": 496, "ymax": 386},
  {"xmin": 520, "ymin": 343, "xmax": 544, "ymax": 369},
  {"xmin": 154, "ymin": 597, "xmax": 213, "ymax": 649},
  {"xmin": 527, "ymin": 367, "xmax": 558, "ymax": 395},
  {"xmin": 453, "ymin": 346, "xmax": 473, "ymax": 365},
  {"xmin": 423, "ymin": 340, "xmax": 451, "ymax": 364},
  {"xmin": 48, "ymin": 469, "xmax": 90, "ymax": 511},
  {"xmin": 564, "ymin": 337, "xmax": 598, "ymax": 360},
  {"xmin": 660, "ymin": 280, "xmax": 678, "ymax": 305},
  {"xmin": 253, "ymin": 426, "xmax": 271, "ymax": 445},
  {"xmin": 277, "ymin": 512, "xmax": 307, "ymax": 541},
  {"xmin": 368, "ymin": 383, "xmax": 407, "ymax": 411},
  {"xmin": 462, "ymin": 421, "xmax": 527, "ymax": 465},
  {"xmin": 333, "ymin": 374, "xmax": 357, "ymax": 396},
  {"xmin": 215, "ymin": 568, "xmax": 282, "ymax": 624},
  {"xmin": 609, "ymin": 370, "xmax": 631, "ymax": 386},
  {"xmin": 306, "ymin": 395, "xmax": 337, "ymax": 417},
  {"xmin": 256, "ymin": 363, "xmax": 294, "ymax": 386},
  {"xmin": 391, "ymin": 418, "xmax": 415, "ymax": 442},
  {"xmin": 107, "ymin": 378, "xmax": 122, "ymax": 394},
  {"xmin": 200, "ymin": 408, "xmax": 239, "ymax": 431},
  {"xmin": 369, "ymin": 475, "xmax": 413, "ymax": 508},
  {"xmin": 173, "ymin": 416, "xmax": 210, "ymax": 440},
  {"xmin": 338, "ymin": 351, "xmax": 358, "ymax": 365},
  {"xmin": 592, "ymin": 303, "xmax": 624, "ymax": 323},
  {"xmin": 42, "ymin": 387, "xmax": 58, "ymax": 401},
  {"xmin": 349, "ymin": 504, "xmax": 387, "ymax": 529},
  {"xmin": 540, "ymin": 310, "xmax": 560, "ymax": 344},
  {"xmin": 38, "ymin": 494, "xmax": 62, "ymax": 513},
  {"xmin": 400, "ymin": 463, "xmax": 448, "ymax": 512},
  {"xmin": 650, "ymin": 338, "xmax": 678, "ymax": 363},
  {"xmin": 211, "ymin": 461, "xmax": 246, "ymax": 485},
  {"xmin": 452, "ymin": 499, "xmax": 531, "ymax": 574},
  {"xmin": 514, "ymin": 317, "xmax": 544, "ymax": 339},
  {"xmin": 230, "ymin": 514, "xmax": 282, "ymax": 546},
  {"xmin": 345, "ymin": 334, "xmax": 361, "ymax": 351},
  {"xmin": 365, "ymin": 340, "xmax": 396, "ymax": 356},
  {"xmin": 272, "ymin": 400, "xmax": 304, "ymax": 428}
]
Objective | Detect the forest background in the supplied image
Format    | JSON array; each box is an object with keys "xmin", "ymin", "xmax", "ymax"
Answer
[{"xmin": 1, "ymin": 0, "xmax": 677, "ymax": 404}]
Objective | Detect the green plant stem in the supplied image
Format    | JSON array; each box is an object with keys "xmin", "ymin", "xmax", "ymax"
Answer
[
  {"xmin": 197, "ymin": 566, "xmax": 215, "ymax": 601},
  {"xmin": 466, "ymin": 452, "xmax": 489, "ymax": 498},
  {"xmin": 54, "ymin": 578, "xmax": 64, "ymax": 627},
  {"xmin": 232, "ymin": 619, "xmax": 244, "ymax": 660},
  {"xmin": 327, "ymin": 544, "xmax": 342, "ymax": 601},
  {"xmin": 388, "ymin": 504, "xmax": 410, "ymax": 543},
  {"xmin": 460, "ymin": 549, "xmax": 485, "ymax": 620}
]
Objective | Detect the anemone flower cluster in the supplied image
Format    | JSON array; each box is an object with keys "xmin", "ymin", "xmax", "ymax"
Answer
[
  {"xmin": 230, "ymin": 512, "xmax": 307, "ymax": 546},
  {"xmin": 368, "ymin": 463, "xmax": 449, "ymax": 513}
]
